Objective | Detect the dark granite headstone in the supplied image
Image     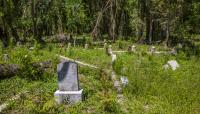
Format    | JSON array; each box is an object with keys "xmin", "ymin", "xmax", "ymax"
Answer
[{"xmin": 57, "ymin": 62, "xmax": 79, "ymax": 91}]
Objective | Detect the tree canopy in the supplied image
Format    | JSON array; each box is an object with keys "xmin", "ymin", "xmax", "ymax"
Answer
[{"xmin": 0, "ymin": 0, "xmax": 199, "ymax": 47}]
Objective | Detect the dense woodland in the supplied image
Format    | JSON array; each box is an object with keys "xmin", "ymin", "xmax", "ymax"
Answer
[{"xmin": 0, "ymin": 0, "xmax": 200, "ymax": 47}]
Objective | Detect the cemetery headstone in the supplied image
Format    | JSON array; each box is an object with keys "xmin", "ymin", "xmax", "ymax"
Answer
[
  {"xmin": 120, "ymin": 76, "xmax": 129, "ymax": 87},
  {"xmin": 3, "ymin": 54, "xmax": 9, "ymax": 62},
  {"xmin": 104, "ymin": 43, "xmax": 107, "ymax": 49},
  {"xmin": 111, "ymin": 54, "xmax": 117, "ymax": 63},
  {"xmin": 149, "ymin": 46, "xmax": 156, "ymax": 54},
  {"xmin": 108, "ymin": 45, "xmax": 113, "ymax": 55},
  {"xmin": 131, "ymin": 45, "xmax": 136, "ymax": 53},
  {"xmin": 54, "ymin": 62, "xmax": 83, "ymax": 104},
  {"xmin": 85, "ymin": 44, "xmax": 88, "ymax": 49},
  {"xmin": 178, "ymin": 43, "xmax": 183, "ymax": 49},
  {"xmin": 67, "ymin": 43, "xmax": 71, "ymax": 49}
]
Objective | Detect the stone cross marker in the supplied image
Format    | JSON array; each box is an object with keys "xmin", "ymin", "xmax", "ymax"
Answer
[{"xmin": 55, "ymin": 61, "xmax": 83, "ymax": 104}]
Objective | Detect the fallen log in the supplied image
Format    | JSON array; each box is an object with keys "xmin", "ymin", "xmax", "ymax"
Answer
[
  {"xmin": 0, "ymin": 61, "xmax": 53, "ymax": 79},
  {"xmin": 0, "ymin": 64, "xmax": 20, "ymax": 79},
  {"xmin": 57, "ymin": 55, "xmax": 99, "ymax": 69}
]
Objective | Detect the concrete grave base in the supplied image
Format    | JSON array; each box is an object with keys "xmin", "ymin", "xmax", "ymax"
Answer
[{"xmin": 54, "ymin": 89, "xmax": 83, "ymax": 104}]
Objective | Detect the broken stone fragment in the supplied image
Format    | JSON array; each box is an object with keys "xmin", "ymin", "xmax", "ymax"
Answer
[
  {"xmin": 163, "ymin": 60, "xmax": 180, "ymax": 71},
  {"xmin": 29, "ymin": 47, "xmax": 35, "ymax": 50}
]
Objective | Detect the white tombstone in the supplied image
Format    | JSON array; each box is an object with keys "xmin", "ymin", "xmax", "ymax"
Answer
[
  {"xmin": 3, "ymin": 54, "xmax": 9, "ymax": 62},
  {"xmin": 111, "ymin": 54, "xmax": 117, "ymax": 63},
  {"xmin": 67, "ymin": 43, "xmax": 71, "ymax": 49},
  {"xmin": 120, "ymin": 76, "xmax": 129, "ymax": 87},
  {"xmin": 131, "ymin": 45, "xmax": 136, "ymax": 53},
  {"xmin": 85, "ymin": 44, "xmax": 88, "ymax": 49},
  {"xmin": 54, "ymin": 62, "xmax": 83, "ymax": 104}
]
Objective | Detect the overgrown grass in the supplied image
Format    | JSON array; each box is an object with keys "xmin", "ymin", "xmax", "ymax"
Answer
[
  {"xmin": 0, "ymin": 44, "xmax": 121, "ymax": 113},
  {"xmin": 113, "ymin": 46, "xmax": 200, "ymax": 113},
  {"xmin": 0, "ymin": 42, "xmax": 199, "ymax": 113}
]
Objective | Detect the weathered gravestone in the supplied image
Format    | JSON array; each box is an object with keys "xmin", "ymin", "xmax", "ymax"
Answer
[
  {"xmin": 106, "ymin": 45, "xmax": 113, "ymax": 56},
  {"xmin": 131, "ymin": 45, "xmax": 136, "ymax": 53},
  {"xmin": 54, "ymin": 61, "xmax": 83, "ymax": 104},
  {"xmin": 85, "ymin": 44, "xmax": 88, "ymax": 49},
  {"xmin": 149, "ymin": 46, "xmax": 156, "ymax": 54},
  {"xmin": 3, "ymin": 54, "xmax": 9, "ymax": 62},
  {"xmin": 67, "ymin": 43, "xmax": 71, "ymax": 49},
  {"xmin": 104, "ymin": 43, "xmax": 107, "ymax": 49}
]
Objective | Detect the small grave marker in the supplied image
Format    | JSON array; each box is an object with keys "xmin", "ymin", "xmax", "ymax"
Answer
[
  {"xmin": 3, "ymin": 54, "xmax": 9, "ymax": 62},
  {"xmin": 120, "ymin": 76, "xmax": 129, "ymax": 87},
  {"xmin": 131, "ymin": 45, "xmax": 136, "ymax": 53},
  {"xmin": 104, "ymin": 43, "xmax": 107, "ymax": 49},
  {"xmin": 85, "ymin": 44, "xmax": 88, "ymax": 49},
  {"xmin": 67, "ymin": 43, "xmax": 71, "ymax": 49},
  {"xmin": 54, "ymin": 62, "xmax": 83, "ymax": 104},
  {"xmin": 107, "ymin": 45, "xmax": 113, "ymax": 55},
  {"xmin": 178, "ymin": 43, "xmax": 183, "ymax": 49},
  {"xmin": 149, "ymin": 46, "xmax": 156, "ymax": 54}
]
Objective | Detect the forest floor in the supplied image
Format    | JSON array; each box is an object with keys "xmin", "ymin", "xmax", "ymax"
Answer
[{"xmin": 0, "ymin": 41, "xmax": 199, "ymax": 114}]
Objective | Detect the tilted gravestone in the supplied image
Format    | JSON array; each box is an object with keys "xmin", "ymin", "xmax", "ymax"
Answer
[{"xmin": 54, "ymin": 61, "xmax": 83, "ymax": 104}]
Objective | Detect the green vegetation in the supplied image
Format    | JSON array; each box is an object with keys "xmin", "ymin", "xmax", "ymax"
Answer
[
  {"xmin": 0, "ymin": 0, "xmax": 200, "ymax": 113},
  {"xmin": 0, "ymin": 43, "xmax": 199, "ymax": 113}
]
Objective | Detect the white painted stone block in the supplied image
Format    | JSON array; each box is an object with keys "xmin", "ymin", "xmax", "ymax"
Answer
[{"xmin": 54, "ymin": 89, "xmax": 83, "ymax": 104}]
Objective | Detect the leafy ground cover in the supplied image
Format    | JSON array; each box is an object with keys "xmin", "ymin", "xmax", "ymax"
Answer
[{"xmin": 0, "ymin": 42, "xmax": 199, "ymax": 113}]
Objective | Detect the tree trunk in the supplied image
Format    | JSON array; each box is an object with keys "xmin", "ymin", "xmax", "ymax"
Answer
[
  {"xmin": 0, "ymin": 18, "xmax": 9, "ymax": 48},
  {"xmin": 0, "ymin": 64, "xmax": 20, "ymax": 79},
  {"xmin": 163, "ymin": 20, "xmax": 170, "ymax": 47},
  {"xmin": 149, "ymin": 19, "xmax": 153, "ymax": 44},
  {"xmin": 31, "ymin": 0, "xmax": 37, "ymax": 41}
]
